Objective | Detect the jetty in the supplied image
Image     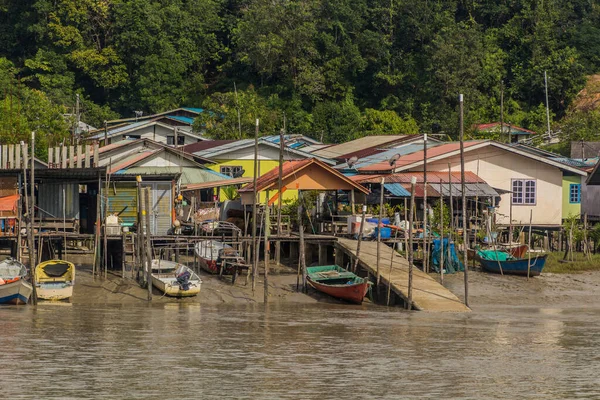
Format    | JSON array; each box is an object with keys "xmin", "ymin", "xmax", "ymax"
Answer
[{"xmin": 336, "ymin": 238, "xmax": 470, "ymax": 312}]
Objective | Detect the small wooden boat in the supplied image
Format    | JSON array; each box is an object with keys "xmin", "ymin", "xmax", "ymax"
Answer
[
  {"xmin": 478, "ymin": 251, "xmax": 548, "ymax": 276},
  {"xmin": 35, "ymin": 259, "xmax": 75, "ymax": 300},
  {"xmin": 0, "ymin": 258, "xmax": 33, "ymax": 305},
  {"xmin": 194, "ymin": 240, "xmax": 239, "ymax": 274},
  {"xmin": 306, "ymin": 265, "xmax": 371, "ymax": 304},
  {"xmin": 151, "ymin": 260, "xmax": 202, "ymax": 297}
]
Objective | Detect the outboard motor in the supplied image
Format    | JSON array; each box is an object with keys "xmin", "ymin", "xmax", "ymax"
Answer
[{"xmin": 175, "ymin": 267, "xmax": 191, "ymax": 291}]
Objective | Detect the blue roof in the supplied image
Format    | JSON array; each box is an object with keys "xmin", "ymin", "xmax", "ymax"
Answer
[
  {"xmin": 205, "ymin": 168, "xmax": 235, "ymax": 179},
  {"xmin": 183, "ymin": 107, "xmax": 204, "ymax": 113},
  {"xmin": 384, "ymin": 183, "xmax": 410, "ymax": 197},
  {"xmin": 168, "ymin": 115, "xmax": 195, "ymax": 125}
]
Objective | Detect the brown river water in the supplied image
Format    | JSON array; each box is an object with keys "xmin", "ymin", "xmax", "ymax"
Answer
[{"xmin": 1, "ymin": 303, "xmax": 600, "ymax": 399}]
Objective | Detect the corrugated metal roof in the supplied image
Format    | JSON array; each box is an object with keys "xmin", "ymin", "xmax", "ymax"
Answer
[
  {"xmin": 384, "ymin": 183, "xmax": 410, "ymax": 197},
  {"xmin": 182, "ymin": 177, "xmax": 252, "ymax": 191},
  {"xmin": 89, "ymin": 121, "xmax": 148, "ymax": 140},
  {"xmin": 116, "ymin": 166, "xmax": 230, "ymax": 186},
  {"xmin": 429, "ymin": 183, "xmax": 498, "ymax": 197},
  {"xmin": 182, "ymin": 107, "xmax": 204, "ymax": 113},
  {"xmin": 167, "ymin": 115, "xmax": 195, "ymax": 124},
  {"xmin": 182, "ymin": 140, "xmax": 236, "ymax": 154},
  {"xmin": 312, "ymin": 135, "xmax": 408, "ymax": 159},
  {"xmin": 337, "ymin": 142, "xmax": 440, "ymax": 170},
  {"xmin": 352, "ymin": 171, "xmax": 486, "ymax": 184}
]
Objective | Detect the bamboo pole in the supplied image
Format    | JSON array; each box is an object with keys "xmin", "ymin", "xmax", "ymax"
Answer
[
  {"xmin": 440, "ymin": 179, "xmax": 444, "ymax": 285},
  {"xmin": 352, "ymin": 205, "xmax": 367, "ymax": 273},
  {"xmin": 403, "ymin": 198, "xmax": 408, "ymax": 258},
  {"xmin": 407, "ymin": 176, "xmax": 416, "ymax": 310},
  {"xmin": 527, "ymin": 209, "xmax": 532, "ymax": 280},
  {"xmin": 251, "ymin": 119, "xmax": 259, "ymax": 292},
  {"xmin": 144, "ymin": 187, "xmax": 153, "ymax": 300},
  {"xmin": 459, "ymin": 94, "xmax": 469, "ymax": 307},
  {"xmin": 276, "ymin": 121, "xmax": 284, "ymax": 267},
  {"xmin": 30, "ymin": 132, "xmax": 36, "ymax": 268},
  {"xmin": 387, "ymin": 229, "xmax": 399, "ymax": 306},
  {"xmin": 423, "ymin": 133, "xmax": 429, "ymax": 273},
  {"xmin": 21, "ymin": 141, "xmax": 36, "ymax": 304},
  {"xmin": 263, "ymin": 195, "xmax": 270, "ymax": 303},
  {"xmin": 376, "ymin": 177, "xmax": 385, "ymax": 288}
]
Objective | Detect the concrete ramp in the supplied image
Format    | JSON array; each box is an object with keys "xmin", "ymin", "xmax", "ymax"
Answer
[{"xmin": 336, "ymin": 238, "xmax": 470, "ymax": 312}]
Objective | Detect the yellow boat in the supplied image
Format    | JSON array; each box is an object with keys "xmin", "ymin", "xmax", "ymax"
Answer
[{"xmin": 35, "ymin": 260, "xmax": 75, "ymax": 301}]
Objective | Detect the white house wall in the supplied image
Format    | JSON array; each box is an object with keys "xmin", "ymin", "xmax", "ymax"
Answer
[
  {"xmin": 411, "ymin": 146, "xmax": 564, "ymax": 226},
  {"xmin": 111, "ymin": 125, "xmax": 198, "ymax": 145}
]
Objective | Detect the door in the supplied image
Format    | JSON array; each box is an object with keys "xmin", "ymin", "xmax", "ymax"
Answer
[{"xmin": 148, "ymin": 182, "xmax": 172, "ymax": 235}]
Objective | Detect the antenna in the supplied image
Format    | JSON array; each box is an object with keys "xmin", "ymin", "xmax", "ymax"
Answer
[
  {"xmin": 232, "ymin": 168, "xmax": 245, "ymax": 178},
  {"xmin": 134, "ymin": 111, "xmax": 144, "ymax": 122},
  {"xmin": 388, "ymin": 153, "xmax": 400, "ymax": 167}
]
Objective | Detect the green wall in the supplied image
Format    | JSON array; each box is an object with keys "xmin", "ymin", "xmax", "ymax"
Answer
[{"xmin": 562, "ymin": 175, "xmax": 582, "ymax": 219}]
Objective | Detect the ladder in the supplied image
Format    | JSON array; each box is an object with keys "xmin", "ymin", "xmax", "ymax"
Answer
[{"xmin": 122, "ymin": 232, "xmax": 136, "ymax": 277}]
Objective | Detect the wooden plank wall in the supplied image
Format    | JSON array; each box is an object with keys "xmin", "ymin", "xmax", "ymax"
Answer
[{"xmin": 0, "ymin": 143, "xmax": 99, "ymax": 169}]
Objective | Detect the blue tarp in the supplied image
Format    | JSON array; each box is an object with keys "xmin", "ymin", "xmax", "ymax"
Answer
[{"xmin": 430, "ymin": 238, "xmax": 464, "ymax": 274}]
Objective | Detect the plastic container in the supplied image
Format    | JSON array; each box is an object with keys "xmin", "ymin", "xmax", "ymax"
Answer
[
  {"xmin": 366, "ymin": 217, "xmax": 390, "ymax": 225},
  {"xmin": 374, "ymin": 227, "xmax": 392, "ymax": 239}
]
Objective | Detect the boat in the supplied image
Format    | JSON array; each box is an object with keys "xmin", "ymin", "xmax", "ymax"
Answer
[
  {"xmin": 194, "ymin": 240, "xmax": 241, "ymax": 274},
  {"xmin": 498, "ymin": 243, "xmax": 529, "ymax": 259},
  {"xmin": 477, "ymin": 250, "xmax": 548, "ymax": 276},
  {"xmin": 35, "ymin": 259, "xmax": 75, "ymax": 300},
  {"xmin": 0, "ymin": 258, "xmax": 33, "ymax": 305},
  {"xmin": 306, "ymin": 265, "xmax": 371, "ymax": 304},
  {"xmin": 151, "ymin": 260, "xmax": 202, "ymax": 297}
]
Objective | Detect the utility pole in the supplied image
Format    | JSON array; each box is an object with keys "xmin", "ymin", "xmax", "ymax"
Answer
[
  {"xmin": 75, "ymin": 93, "xmax": 80, "ymax": 139},
  {"xmin": 251, "ymin": 119, "xmax": 259, "ymax": 292},
  {"xmin": 276, "ymin": 114, "xmax": 285, "ymax": 266},
  {"xmin": 544, "ymin": 71, "xmax": 551, "ymax": 136},
  {"xmin": 459, "ymin": 94, "xmax": 469, "ymax": 308},
  {"xmin": 500, "ymin": 80, "xmax": 505, "ymax": 143}
]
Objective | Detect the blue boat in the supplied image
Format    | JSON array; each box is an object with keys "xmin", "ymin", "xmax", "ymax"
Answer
[{"xmin": 478, "ymin": 250, "xmax": 548, "ymax": 276}]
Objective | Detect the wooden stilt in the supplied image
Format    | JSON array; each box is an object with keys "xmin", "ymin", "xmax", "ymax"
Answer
[
  {"xmin": 144, "ymin": 187, "xmax": 153, "ymax": 300},
  {"xmin": 352, "ymin": 205, "xmax": 367, "ymax": 273},
  {"xmin": 527, "ymin": 210, "xmax": 533, "ymax": 280},
  {"xmin": 440, "ymin": 179, "xmax": 444, "ymax": 285},
  {"xmin": 251, "ymin": 119, "xmax": 259, "ymax": 292},
  {"xmin": 376, "ymin": 177, "xmax": 385, "ymax": 289},
  {"xmin": 459, "ymin": 94, "xmax": 469, "ymax": 307},
  {"xmin": 407, "ymin": 177, "xmax": 416, "ymax": 310},
  {"xmin": 263, "ymin": 195, "xmax": 270, "ymax": 303}
]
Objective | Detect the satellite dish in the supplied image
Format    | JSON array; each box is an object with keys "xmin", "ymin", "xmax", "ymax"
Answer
[
  {"xmin": 388, "ymin": 153, "xmax": 401, "ymax": 167},
  {"xmin": 232, "ymin": 169, "xmax": 245, "ymax": 178},
  {"xmin": 347, "ymin": 156, "xmax": 358, "ymax": 168}
]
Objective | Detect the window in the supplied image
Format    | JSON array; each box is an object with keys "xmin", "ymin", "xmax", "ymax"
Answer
[
  {"xmin": 570, "ymin": 184, "xmax": 581, "ymax": 204},
  {"xmin": 220, "ymin": 165, "xmax": 243, "ymax": 177},
  {"xmin": 167, "ymin": 135, "xmax": 174, "ymax": 145},
  {"xmin": 512, "ymin": 179, "xmax": 536, "ymax": 205},
  {"xmin": 177, "ymin": 136, "xmax": 185, "ymax": 145}
]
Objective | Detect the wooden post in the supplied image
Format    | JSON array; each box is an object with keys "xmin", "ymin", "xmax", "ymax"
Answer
[
  {"xmin": 352, "ymin": 205, "xmax": 367, "ymax": 273},
  {"xmin": 407, "ymin": 176, "xmax": 416, "ymax": 310},
  {"xmin": 509, "ymin": 200, "xmax": 513, "ymax": 246},
  {"xmin": 21, "ymin": 141, "xmax": 36, "ymax": 304},
  {"xmin": 440, "ymin": 179, "xmax": 444, "ymax": 285},
  {"xmin": 85, "ymin": 145, "xmax": 91, "ymax": 168},
  {"xmin": 350, "ymin": 189, "xmax": 356, "ymax": 215},
  {"xmin": 448, "ymin": 164, "xmax": 454, "ymax": 233},
  {"xmin": 423, "ymin": 133, "xmax": 429, "ymax": 273},
  {"xmin": 69, "ymin": 145, "xmax": 74, "ymax": 168},
  {"xmin": 297, "ymin": 191, "xmax": 306, "ymax": 292},
  {"xmin": 76, "ymin": 144, "xmax": 82, "ymax": 168},
  {"xmin": 251, "ymin": 118, "xmax": 259, "ymax": 292},
  {"xmin": 403, "ymin": 198, "xmax": 408, "ymax": 257},
  {"xmin": 459, "ymin": 94, "xmax": 469, "ymax": 307},
  {"xmin": 136, "ymin": 177, "xmax": 144, "ymax": 283},
  {"xmin": 387, "ymin": 229, "xmax": 399, "ymax": 306},
  {"xmin": 376, "ymin": 177, "xmax": 385, "ymax": 288},
  {"xmin": 527, "ymin": 209, "xmax": 532, "ymax": 280},
  {"xmin": 8, "ymin": 144, "xmax": 14, "ymax": 169},
  {"xmin": 30, "ymin": 132, "xmax": 36, "ymax": 268},
  {"xmin": 276, "ymin": 124, "xmax": 284, "ymax": 267},
  {"xmin": 263, "ymin": 195, "xmax": 270, "ymax": 303},
  {"xmin": 144, "ymin": 187, "xmax": 153, "ymax": 300}
]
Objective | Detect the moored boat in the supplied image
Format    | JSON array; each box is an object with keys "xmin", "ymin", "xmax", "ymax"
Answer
[
  {"xmin": 194, "ymin": 240, "xmax": 241, "ymax": 274},
  {"xmin": 151, "ymin": 260, "xmax": 202, "ymax": 297},
  {"xmin": 306, "ymin": 265, "xmax": 371, "ymax": 304},
  {"xmin": 0, "ymin": 258, "xmax": 33, "ymax": 305},
  {"xmin": 498, "ymin": 243, "xmax": 529, "ymax": 259},
  {"xmin": 477, "ymin": 250, "xmax": 547, "ymax": 276},
  {"xmin": 35, "ymin": 260, "xmax": 75, "ymax": 300}
]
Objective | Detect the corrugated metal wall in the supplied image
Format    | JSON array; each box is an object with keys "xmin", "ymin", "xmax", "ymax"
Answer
[
  {"xmin": 103, "ymin": 182, "xmax": 138, "ymax": 226},
  {"xmin": 149, "ymin": 182, "xmax": 172, "ymax": 235},
  {"xmin": 38, "ymin": 183, "xmax": 80, "ymax": 219}
]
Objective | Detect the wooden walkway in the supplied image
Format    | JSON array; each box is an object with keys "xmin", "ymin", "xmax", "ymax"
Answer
[{"xmin": 336, "ymin": 238, "xmax": 470, "ymax": 312}]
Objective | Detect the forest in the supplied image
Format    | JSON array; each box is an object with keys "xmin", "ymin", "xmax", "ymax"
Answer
[{"xmin": 1, "ymin": 0, "xmax": 600, "ymax": 152}]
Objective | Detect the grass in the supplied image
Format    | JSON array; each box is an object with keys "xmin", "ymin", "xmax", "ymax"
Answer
[{"xmin": 542, "ymin": 251, "xmax": 600, "ymax": 274}]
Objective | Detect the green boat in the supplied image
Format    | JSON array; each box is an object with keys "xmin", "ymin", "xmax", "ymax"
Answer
[{"xmin": 306, "ymin": 265, "xmax": 371, "ymax": 304}]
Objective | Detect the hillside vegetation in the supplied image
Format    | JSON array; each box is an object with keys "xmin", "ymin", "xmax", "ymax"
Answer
[{"xmin": 2, "ymin": 0, "xmax": 600, "ymax": 150}]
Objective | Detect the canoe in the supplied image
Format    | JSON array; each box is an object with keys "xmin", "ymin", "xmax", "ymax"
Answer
[
  {"xmin": 0, "ymin": 258, "xmax": 32, "ymax": 305},
  {"xmin": 35, "ymin": 260, "xmax": 75, "ymax": 300},
  {"xmin": 478, "ymin": 252, "xmax": 548, "ymax": 276},
  {"xmin": 194, "ymin": 240, "xmax": 241, "ymax": 274},
  {"xmin": 306, "ymin": 265, "xmax": 371, "ymax": 304},
  {"xmin": 151, "ymin": 260, "xmax": 202, "ymax": 297}
]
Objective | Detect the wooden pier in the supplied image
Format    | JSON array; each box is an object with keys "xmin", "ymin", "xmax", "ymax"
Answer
[{"xmin": 336, "ymin": 238, "xmax": 470, "ymax": 312}]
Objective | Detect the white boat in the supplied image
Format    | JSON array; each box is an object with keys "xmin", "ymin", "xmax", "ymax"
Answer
[
  {"xmin": 0, "ymin": 258, "xmax": 33, "ymax": 305},
  {"xmin": 35, "ymin": 260, "xmax": 75, "ymax": 301},
  {"xmin": 194, "ymin": 240, "xmax": 234, "ymax": 274},
  {"xmin": 151, "ymin": 260, "xmax": 202, "ymax": 297}
]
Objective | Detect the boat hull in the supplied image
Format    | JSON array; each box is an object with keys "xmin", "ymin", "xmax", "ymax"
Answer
[
  {"xmin": 152, "ymin": 276, "xmax": 202, "ymax": 297},
  {"xmin": 36, "ymin": 284, "xmax": 74, "ymax": 301},
  {"xmin": 480, "ymin": 255, "xmax": 548, "ymax": 276},
  {"xmin": 0, "ymin": 280, "xmax": 33, "ymax": 305},
  {"xmin": 307, "ymin": 278, "xmax": 370, "ymax": 304}
]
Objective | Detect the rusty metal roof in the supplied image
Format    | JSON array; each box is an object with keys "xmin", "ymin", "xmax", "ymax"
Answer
[
  {"xmin": 311, "ymin": 135, "xmax": 409, "ymax": 160},
  {"xmin": 351, "ymin": 171, "xmax": 486, "ymax": 184}
]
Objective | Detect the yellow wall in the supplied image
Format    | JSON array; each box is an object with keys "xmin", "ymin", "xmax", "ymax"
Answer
[
  {"xmin": 209, "ymin": 159, "xmax": 298, "ymax": 204},
  {"xmin": 562, "ymin": 175, "xmax": 582, "ymax": 219}
]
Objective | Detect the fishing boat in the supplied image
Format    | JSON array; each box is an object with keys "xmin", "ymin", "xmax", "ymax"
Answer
[
  {"xmin": 477, "ymin": 250, "xmax": 548, "ymax": 276},
  {"xmin": 151, "ymin": 260, "xmax": 202, "ymax": 297},
  {"xmin": 0, "ymin": 258, "xmax": 33, "ymax": 305},
  {"xmin": 35, "ymin": 259, "xmax": 75, "ymax": 300},
  {"xmin": 306, "ymin": 265, "xmax": 371, "ymax": 304},
  {"xmin": 195, "ymin": 240, "xmax": 239, "ymax": 274}
]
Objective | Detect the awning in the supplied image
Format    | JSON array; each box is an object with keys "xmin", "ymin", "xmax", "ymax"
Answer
[
  {"xmin": 384, "ymin": 183, "xmax": 410, "ymax": 197},
  {"xmin": 182, "ymin": 177, "xmax": 252, "ymax": 191},
  {"xmin": 429, "ymin": 183, "xmax": 498, "ymax": 197}
]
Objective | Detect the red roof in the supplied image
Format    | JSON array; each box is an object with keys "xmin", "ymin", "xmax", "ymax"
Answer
[
  {"xmin": 182, "ymin": 140, "xmax": 236, "ymax": 154},
  {"xmin": 475, "ymin": 122, "xmax": 537, "ymax": 135},
  {"xmin": 239, "ymin": 158, "xmax": 369, "ymax": 194},
  {"xmin": 351, "ymin": 171, "xmax": 486, "ymax": 184},
  {"xmin": 358, "ymin": 141, "xmax": 484, "ymax": 172}
]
